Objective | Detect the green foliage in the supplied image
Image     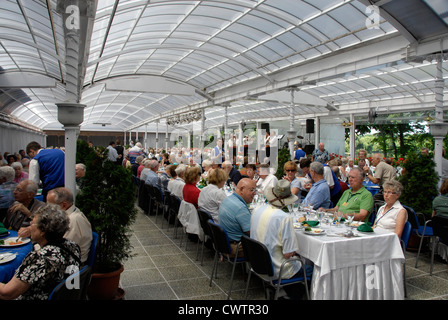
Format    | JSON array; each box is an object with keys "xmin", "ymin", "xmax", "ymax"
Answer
[
  {"xmin": 75, "ymin": 148, "xmax": 137, "ymax": 273},
  {"xmin": 76, "ymin": 139, "xmax": 92, "ymax": 164},
  {"xmin": 275, "ymin": 147, "xmax": 291, "ymax": 180},
  {"xmin": 398, "ymin": 151, "xmax": 439, "ymax": 217}
]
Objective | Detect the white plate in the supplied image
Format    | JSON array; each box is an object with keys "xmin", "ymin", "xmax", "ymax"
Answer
[
  {"xmin": 0, "ymin": 253, "xmax": 17, "ymax": 264},
  {"xmin": 349, "ymin": 222, "xmax": 365, "ymax": 228},
  {"xmin": 0, "ymin": 237, "xmax": 31, "ymax": 247},
  {"xmin": 293, "ymin": 223, "xmax": 303, "ymax": 229},
  {"xmin": 304, "ymin": 228, "xmax": 326, "ymax": 236}
]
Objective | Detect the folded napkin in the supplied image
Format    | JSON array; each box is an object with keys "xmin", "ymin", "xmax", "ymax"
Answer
[
  {"xmin": 0, "ymin": 222, "xmax": 8, "ymax": 236},
  {"xmin": 302, "ymin": 220, "xmax": 319, "ymax": 227},
  {"xmin": 357, "ymin": 223, "xmax": 373, "ymax": 232}
]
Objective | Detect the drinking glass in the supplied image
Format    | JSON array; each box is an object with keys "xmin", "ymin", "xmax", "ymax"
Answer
[
  {"xmin": 335, "ymin": 211, "xmax": 343, "ymax": 227},
  {"xmin": 345, "ymin": 211, "xmax": 355, "ymax": 226}
]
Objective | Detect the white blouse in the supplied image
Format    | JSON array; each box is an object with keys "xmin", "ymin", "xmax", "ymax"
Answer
[{"xmin": 374, "ymin": 200, "xmax": 407, "ymax": 233}]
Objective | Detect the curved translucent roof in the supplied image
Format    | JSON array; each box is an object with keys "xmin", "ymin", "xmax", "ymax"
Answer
[{"xmin": 0, "ymin": 0, "xmax": 447, "ymax": 132}]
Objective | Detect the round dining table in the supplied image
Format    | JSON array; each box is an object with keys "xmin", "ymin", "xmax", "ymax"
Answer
[{"xmin": 0, "ymin": 230, "xmax": 33, "ymax": 283}]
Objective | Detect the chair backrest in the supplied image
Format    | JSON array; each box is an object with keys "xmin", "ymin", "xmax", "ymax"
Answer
[
  {"xmin": 86, "ymin": 231, "xmax": 99, "ymax": 268},
  {"xmin": 401, "ymin": 221, "xmax": 412, "ymax": 249},
  {"xmin": 48, "ymin": 265, "xmax": 92, "ymax": 300},
  {"xmin": 432, "ymin": 215, "xmax": 448, "ymax": 245},
  {"xmin": 241, "ymin": 235, "xmax": 274, "ymax": 277},
  {"xmin": 207, "ymin": 220, "xmax": 232, "ymax": 255},
  {"xmin": 403, "ymin": 205, "xmax": 420, "ymax": 229},
  {"xmin": 170, "ymin": 194, "xmax": 181, "ymax": 212},
  {"xmin": 164, "ymin": 190, "xmax": 171, "ymax": 205},
  {"xmin": 198, "ymin": 209, "xmax": 214, "ymax": 238}
]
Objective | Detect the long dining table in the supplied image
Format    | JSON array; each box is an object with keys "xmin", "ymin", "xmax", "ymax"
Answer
[
  {"xmin": 295, "ymin": 218, "xmax": 405, "ymax": 300},
  {"xmin": 0, "ymin": 230, "xmax": 33, "ymax": 283}
]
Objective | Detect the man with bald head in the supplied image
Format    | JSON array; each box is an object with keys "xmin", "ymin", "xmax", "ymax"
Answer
[
  {"xmin": 3, "ymin": 180, "xmax": 44, "ymax": 232},
  {"xmin": 218, "ymin": 178, "xmax": 257, "ymax": 257},
  {"xmin": 47, "ymin": 187, "xmax": 92, "ymax": 264}
]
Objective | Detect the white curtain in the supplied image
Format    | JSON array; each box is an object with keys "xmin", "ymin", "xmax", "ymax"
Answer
[
  {"xmin": 0, "ymin": 122, "xmax": 46, "ymax": 154},
  {"xmin": 320, "ymin": 124, "xmax": 345, "ymax": 156}
]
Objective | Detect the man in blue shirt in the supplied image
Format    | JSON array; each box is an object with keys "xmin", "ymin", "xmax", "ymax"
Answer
[
  {"xmin": 218, "ymin": 178, "xmax": 257, "ymax": 257},
  {"xmin": 26, "ymin": 141, "xmax": 65, "ymax": 202},
  {"xmin": 294, "ymin": 143, "xmax": 306, "ymax": 161},
  {"xmin": 303, "ymin": 162, "xmax": 331, "ymax": 209}
]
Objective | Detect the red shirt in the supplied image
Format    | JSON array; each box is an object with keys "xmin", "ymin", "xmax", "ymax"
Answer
[{"xmin": 183, "ymin": 183, "xmax": 201, "ymax": 209}]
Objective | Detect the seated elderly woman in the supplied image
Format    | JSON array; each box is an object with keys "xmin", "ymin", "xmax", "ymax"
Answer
[
  {"xmin": 198, "ymin": 168, "xmax": 228, "ymax": 222},
  {"xmin": 373, "ymin": 180, "xmax": 408, "ymax": 238},
  {"xmin": 432, "ymin": 178, "xmax": 448, "ymax": 218},
  {"xmin": 11, "ymin": 162, "xmax": 29, "ymax": 183},
  {"xmin": 182, "ymin": 166, "xmax": 202, "ymax": 209},
  {"xmin": 282, "ymin": 161, "xmax": 302, "ymax": 203},
  {"xmin": 201, "ymin": 159, "xmax": 213, "ymax": 178},
  {"xmin": 0, "ymin": 204, "xmax": 81, "ymax": 300}
]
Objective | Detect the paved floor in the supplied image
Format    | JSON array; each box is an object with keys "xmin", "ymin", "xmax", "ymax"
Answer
[{"xmin": 120, "ymin": 208, "xmax": 448, "ymax": 300}]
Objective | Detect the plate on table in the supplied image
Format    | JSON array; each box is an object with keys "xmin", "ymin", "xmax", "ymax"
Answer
[
  {"xmin": 293, "ymin": 223, "xmax": 303, "ymax": 230},
  {"xmin": 304, "ymin": 228, "xmax": 326, "ymax": 236},
  {"xmin": 0, "ymin": 253, "xmax": 17, "ymax": 264},
  {"xmin": 348, "ymin": 222, "xmax": 364, "ymax": 228},
  {"xmin": 0, "ymin": 237, "xmax": 31, "ymax": 247},
  {"xmin": 0, "ymin": 231, "xmax": 10, "ymax": 238}
]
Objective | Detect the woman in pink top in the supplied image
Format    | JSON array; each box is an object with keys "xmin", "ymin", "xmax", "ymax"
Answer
[{"xmin": 12, "ymin": 162, "xmax": 29, "ymax": 183}]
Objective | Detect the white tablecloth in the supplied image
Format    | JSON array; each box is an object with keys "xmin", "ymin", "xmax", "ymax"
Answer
[{"xmin": 295, "ymin": 224, "xmax": 405, "ymax": 300}]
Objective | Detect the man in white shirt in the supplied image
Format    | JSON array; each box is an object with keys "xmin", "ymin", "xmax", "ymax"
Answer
[
  {"xmin": 106, "ymin": 141, "xmax": 119, "ymax": 162},
  {"xmin": 47, "ymin": 187, "xmax": 93, "ymax": 265},
  {"xmin": 256, "ymin": 163, "xmax": 278, "ymax": 192}
]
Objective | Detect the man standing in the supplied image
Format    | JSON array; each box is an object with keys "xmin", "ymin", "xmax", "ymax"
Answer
[
  {"xmin": 128, "ymin": 142, "xmax": 146, "ymax": 164},
  {"xmin": 211, "ymin": 137, "xmax": 225, "ymax": 165},
  {"xmin": 218, "ymin": 178, "xmax": 257, "ymax": 257},
  {"xmin": 26, "ymin": 141, "xmax": 65, "ymax": 202},
  {"xmin": 47, "ymin": 187, "xmax": 93, "ymax": 265},
  {"xmin": 312, "ymin": 142, "xmax": 329, "ymax": 164},
  {"xmin": 251, "ymin": 180, "xmax": 312, "ymax": 299},
  {"xmin": 294, "ymin": 143, "xmax": 306, "ymax": 161},
  {"xmin": 302, "ymin": 162, "xmax": 331, "ymax": 209},
  {"xmin": 3, "ymin": 180, "xmax": 45, "ymax": 232},
  {"xmin": 106, "ymin": 141, "xmax": 119, "ymax": 162},
  {"xmin": 321, "ymin": 167, "xmax": 373, "ymax": 222},
  {"xmin": 114, "ymin": 139, "xmax": 124, "ymax": 165}
]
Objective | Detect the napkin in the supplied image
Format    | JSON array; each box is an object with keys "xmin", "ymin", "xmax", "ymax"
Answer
[
  {"xmin": 0, "ymin": 222, "xmax": 8, "ymax": 236},
  {"xmin": 357, "ymin": 223, "xmax": 373, "ymax": 232},
  {"xmin": 302, "ymin": 220, "xmax": 319, "ymax": 227}
]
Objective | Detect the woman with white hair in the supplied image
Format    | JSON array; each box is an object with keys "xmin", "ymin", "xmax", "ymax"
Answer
[
  {"xmin": 11, "ymin": 162, "xmax": 29, "ymax": 183},
  {"xmin": 0, "ymin": 166, "xmax": 17, "ymax": 213}
]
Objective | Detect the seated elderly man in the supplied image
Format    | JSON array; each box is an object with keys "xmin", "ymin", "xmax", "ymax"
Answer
[
  {"xmin": 251, "ymin": 180, "xmax": 313, "ymax": 299},
  {"xmin": 47, "ymin": 187, "xmax": 92, "ymax": 265},
  {"xmin": 3, "ymin": 180, "xmax": 45, "ymax": 232},
  {"xmin": 218, "ymin": 178, "xmax": 257, "ymax": 257},
  {"xmin": 302, "ymin": 162, "xmax": 331, "ymax": 209},
  {"xmin": 75, "ymin": 163, "xmax": 86, "ymax": 192},
  {"xmin": 320, "ymin": 167, "xmax": 373, "ymax": 222},
  {"xmin": 256, "ymin": 163, "xmax": 278, "ymax": 192},
  {"xmin": 144, "ymin": 159, "xmax": 159, "ymax": 187},
  {"xmin": 222, "ymin": 160, "xmax": 243, "ymax": 187}
]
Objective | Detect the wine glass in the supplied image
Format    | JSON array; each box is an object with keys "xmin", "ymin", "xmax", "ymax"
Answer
[
  {"xmin": 345, "ymin": 211, "xmax": 355, "ymax": 226},
  {"xmin": 334, "ymin": 211, "xmax": 343, "ymax": 227}
]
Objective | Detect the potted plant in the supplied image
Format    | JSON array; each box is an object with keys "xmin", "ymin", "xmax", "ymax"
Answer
[
  {"xmin": 398, "ymin": 151, "xmax": 438, "ymax": 251},
  {"xmin": 75, "ymin": 142, "xmax": 137, "ymax": 300}
]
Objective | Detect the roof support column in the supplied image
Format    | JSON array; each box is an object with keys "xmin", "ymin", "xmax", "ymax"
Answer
[
  {"xmin": 430, "ymin": 56, "xmax": 447, "ymax": 183},
  {"xmin": 287, "ymin": 89, "xmax": 297, "ymax": 160},
  {"xmin": 144, "ymin": 124, "xmax": 148, "ymax": 151},
  {"xmin": 155, "ymin": 120, "xmax": 159, "ymax": 151},
  {"xmin": 350, "ymin": 114, "xmax": 355, "ymax": 160},
  {"xmin": 165, "ymin": 122, "xmax": 169, "ymax": 152},
  {"xmin": 56, "ymin": 0, "xmax": 96, "ymax": 199},
  {"xmin": 314, "ymin": 116, "xmax": 320, "ymax": 149}
]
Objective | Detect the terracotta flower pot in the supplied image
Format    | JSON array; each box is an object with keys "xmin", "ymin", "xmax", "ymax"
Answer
[{"xmin": 87, "ymin": 264, "xmax": 125, "ymax": 300}]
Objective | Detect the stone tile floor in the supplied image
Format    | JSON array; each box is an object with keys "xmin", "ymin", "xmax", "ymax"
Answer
[{"xmin": 120, "ymin": 208, "xmax": 448, "ymax": 300}]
